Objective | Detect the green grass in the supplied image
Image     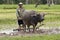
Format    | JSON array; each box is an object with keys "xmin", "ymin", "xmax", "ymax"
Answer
[
  {"xmin": 0, "ymin": 4, "xmax": 60, "ymax": 10},
  {"xmin": 0, "ymin": 34, "xmax": 60, "ymax": 40}
]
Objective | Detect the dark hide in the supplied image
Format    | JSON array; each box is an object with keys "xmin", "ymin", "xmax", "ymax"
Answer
[{"xmin": 19, "ymin": 10, "xmax": 45, "ymax": 32}]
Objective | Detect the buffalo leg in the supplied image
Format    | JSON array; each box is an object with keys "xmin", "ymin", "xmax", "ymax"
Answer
[
  {"xmin": 23, "ymin": 21, "xmax": 26, "ymax": 32},
  {"xmin": 27, "ymin": 25, "xmax": 30, "ymax": 32},
  {"xmin": 33, "ymin": 24, "xmax": 36, "ymax": 33},
  {"xmin": 23, "ymin": 24, "xmax": 26, "ymax": 32},
  {"xmin": 18, "ymin": 25, "xmax": 21, "ymax": 31},
  {"xmin": 33, "ymin": 26, "xmax": 35, "ymax": 33},
  {"xmin": 33, "ymin": 23, "xmax": 37, "ymax": 33}
]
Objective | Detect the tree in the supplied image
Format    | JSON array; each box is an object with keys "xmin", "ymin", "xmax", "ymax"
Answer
[
  {"xmin": 52, "ymin": 0, "xmax": 54, "ymax": 5},
  {"xmin": 47, "ymin": 0, "xmax": 51, "ymax": 7},
  {"xmin": 25, "ymin": 0, "xmax": 29, "ymax": 4}
]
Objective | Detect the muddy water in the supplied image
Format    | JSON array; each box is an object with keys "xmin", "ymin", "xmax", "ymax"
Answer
[
  {"xmin": 0, "ymin": 27, "xmax": 60, "ymax": 36},
  {"xmin": 0, "ymin": 29, "xmax": 17, "ymax": 34}
]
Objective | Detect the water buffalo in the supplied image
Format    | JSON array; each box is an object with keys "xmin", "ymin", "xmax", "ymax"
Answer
[{"xmin": 21, "ymin": 10, "xmax": 45, "ymax": 32}]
